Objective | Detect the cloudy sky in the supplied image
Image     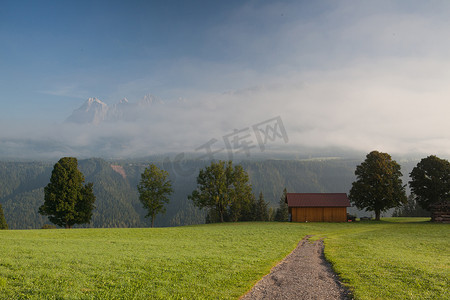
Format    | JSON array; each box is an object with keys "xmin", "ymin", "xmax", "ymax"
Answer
[{"xmin": 1, "ymin": 0, "xmax": 450, "ymax": 159}]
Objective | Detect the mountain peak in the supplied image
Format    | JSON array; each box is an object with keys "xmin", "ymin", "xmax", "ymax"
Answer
[
  {"xmin": 119, "ymin": 97, "xmax": 129, "ymax": 104},
  {"xmin": 87, "ymin": 97, "xmax": 106, "ymax": 105},
  {"xmin": 66, "ymin": 94, "xmax": 164, "ymax": 125},
  {"xmin": 139, "ymin": 94, "xmax": 163, "ymax": 106},
  {"xmin": 66, "ymin": 97, "xmax": 109, "ymax": 124}
]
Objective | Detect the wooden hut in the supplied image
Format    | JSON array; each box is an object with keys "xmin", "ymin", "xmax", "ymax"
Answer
[{"xmin": 286, "ymin": 193, "xmax": 350, "ymax": 222}]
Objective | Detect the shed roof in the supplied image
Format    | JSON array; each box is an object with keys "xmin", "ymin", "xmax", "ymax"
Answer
[{"xmin": 286, "ymin": 193, "xmax": 350, "ymax": 207}]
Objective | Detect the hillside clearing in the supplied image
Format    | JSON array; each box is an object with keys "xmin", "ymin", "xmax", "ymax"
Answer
[{"xmin": 0, "ymin": 219, "xmax": 448, "ymax": 299}]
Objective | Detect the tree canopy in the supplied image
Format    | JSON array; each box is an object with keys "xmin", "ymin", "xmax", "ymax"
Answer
[
  {"xmin": 409, "ymin": 155, "xmax": 450, "ymax": 211},
  {"xmin": 0, "ymin": 203, "xmax": 8, "ymax": 229},
  {"xmin": 189, "ymin": 161, "xmax": 254, "ymax": 222},
  {"xmin": 137, "ymin": 164, "xmax": 173, "ymax": 228},
  {"xmin": 39, "ymin": 157, "xmax": 96, "ymax": 228},
  {"xmin": 349, "ymin": 151, "xmax": 407, "ymax": 220}
]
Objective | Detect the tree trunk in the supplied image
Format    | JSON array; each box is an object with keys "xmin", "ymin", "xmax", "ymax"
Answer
[
  {"xmin": 220, "ymin": 211, "xmax": 224, "ymax": 222},
  {"xmin": 151, "ymin": 215, "xmax": 155, "ymax": 228},
  {"xmin": 375, "ymin": 210, "xmax": 381, "ymax": 221}
]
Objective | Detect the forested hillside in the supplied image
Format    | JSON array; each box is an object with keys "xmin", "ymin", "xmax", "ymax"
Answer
[{"xmin": 0, "ymin": 157, "xmax": 417, "ymax": 229}]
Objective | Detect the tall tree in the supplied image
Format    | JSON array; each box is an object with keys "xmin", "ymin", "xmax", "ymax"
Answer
[
  {"xmin": 228, "ymin": 165, "xmax": 254, "ymax": 222},
  {"xmin": 189, "ymin": 161, "xmax": 253, "ymax": 223},
  {"xmin": 243, "ymin": 195, "xmax": 257, "ymax": 221},
  {"xmin": 349, "ymin": 151, "xmax": 407, "ymax": 220},
  {"xmin": 0, "ymin": 203, "xmax": 8, "ymax": 229},
  {"xmin": 409, "ymin": 155, "xmax": 450, "ymax": 211},
  {"xmin": 275, "ymin": 188, "xmax": 289, "ymax": 221},
  {"xmin": 254, "ymin": 192, "xmax": 269, "ymax": 221},
  {"xmin": 137, "ymin": 164, "xmax": 173, "ymax": 228},
  {"xmin": 39, "ymin": 157, "xmax": 96, "ymax": 228},
  {"xmin": 77, "ymin": 182, "xmax": 96, "ymax": 224}
]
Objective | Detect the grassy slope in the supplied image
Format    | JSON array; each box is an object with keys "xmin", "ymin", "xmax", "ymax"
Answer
[
  {"xmin": 0, "ymin": 219, "xmax": 448, "ymax": 299},
  {"xmin": 322, "ymin": 218, "xmax": 450, "ymax": 300},
  {"xmin": 0, "ymin": 223, "xmax": 309, "ymax": 299}
]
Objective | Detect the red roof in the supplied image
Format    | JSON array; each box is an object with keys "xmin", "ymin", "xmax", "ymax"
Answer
[{"xmin": 286, "ymin": 193, "xmax": 350, "ymax": 207}]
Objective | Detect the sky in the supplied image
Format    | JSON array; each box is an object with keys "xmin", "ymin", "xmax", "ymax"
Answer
[{"xmin": 1, "ymin": 0, "xmax": 450, "ymax": 159}]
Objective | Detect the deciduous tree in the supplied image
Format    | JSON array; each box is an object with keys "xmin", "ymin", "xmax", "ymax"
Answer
[
  {"xmin": 39, "ymin": 157, "xmax": 96, "ymax": 228},
  {"xmin": 228, "ymin": 165, "xmax": 254, "ymax": 222},
  {"xmin": 137, "ymin": 164, "xmax": 173, "ymax": 228},
  {"xmin": 409, "ymin": 155, "xmax": 450, "ymax": 211},
  {"xmin": 189, "ymin": 161, "xmax": 253, "ymax": 223},
  {"xmin": 349, "ymin": 151, "xmax": 407, "ymax": 220}
]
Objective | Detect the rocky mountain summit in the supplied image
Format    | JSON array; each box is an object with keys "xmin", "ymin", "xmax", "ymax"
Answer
[{"xmin": 66, "ymin": 94, "xmax": 163, "ymax": 124}]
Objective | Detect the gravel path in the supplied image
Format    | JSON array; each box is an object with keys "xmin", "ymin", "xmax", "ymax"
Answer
[{"xmin": 240, "ymin": 236, "xmax": 352, "ymax": 300}]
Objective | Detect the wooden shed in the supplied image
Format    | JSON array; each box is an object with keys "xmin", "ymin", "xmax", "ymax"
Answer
[{"xmin": 286, "ymin": 193, "xmax": 351, "ymax": 222}]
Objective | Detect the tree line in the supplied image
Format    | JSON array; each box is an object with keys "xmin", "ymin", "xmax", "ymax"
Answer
[
  {"xmin": 30, "ymin": 158, "xmax": 290, "ymax": 229},
  {"xmin": 349, "ymin": 151, "xmax": 449, "ymax": 220},
  {"xmin": 1, "ymin": 151, "xmax": 447, "ymax": 229},
  {"xmin": 135, "ymin": 160, "xmax": 289, "ymax": 226},
  {"xmin": 188, "ymin": 161, "xmax": 289, "ymax": 223}
]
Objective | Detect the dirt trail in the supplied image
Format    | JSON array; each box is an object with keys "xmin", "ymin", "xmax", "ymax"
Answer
[{"xmin": 240, "ymin": 236, "xmax": 352, "ymax": 300}]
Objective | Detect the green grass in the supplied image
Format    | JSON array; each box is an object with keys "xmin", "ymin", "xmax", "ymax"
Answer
[
  {"xmin": 320, "ymin": 218, "xmax": 450, "ymax": 300},
  {"xmin": 0, "ymin": 223, "xmax": 310, "ymax": 299},
  {"xmin": 0, "ymin": 219, "xmax": 448, "ymax": 299}
]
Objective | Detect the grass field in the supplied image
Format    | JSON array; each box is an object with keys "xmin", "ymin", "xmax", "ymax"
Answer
[
  {"xmin": 0, "ymin": 219, "xmax": 448, "ymax": 299},
  {"xmin": 313, "ymin": 218, "xmax": 450, "ymax": 300}
]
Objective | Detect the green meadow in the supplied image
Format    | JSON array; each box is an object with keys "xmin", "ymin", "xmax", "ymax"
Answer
[{"xmin": 0, "ymin": 219, "xmax": 448, "ymax": 299}]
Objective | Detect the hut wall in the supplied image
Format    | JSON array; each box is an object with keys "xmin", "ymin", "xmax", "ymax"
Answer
[{"xmin": 291, "ymin": 207, "xmax": 347, "ymax": 222}]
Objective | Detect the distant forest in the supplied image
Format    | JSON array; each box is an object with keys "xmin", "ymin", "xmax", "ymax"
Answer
[{"xmin": 0, "ymin": 157, "xmax": 419, "ymax": 229}]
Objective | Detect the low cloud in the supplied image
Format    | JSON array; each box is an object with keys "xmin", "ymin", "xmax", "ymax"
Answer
[
  {"xmin": 2, "ymin": 1, "xmax": 450, "ymax": 160},
  {"xmin": 2, "ymin": 58, "xmax": 450, "ymax": 160}
]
